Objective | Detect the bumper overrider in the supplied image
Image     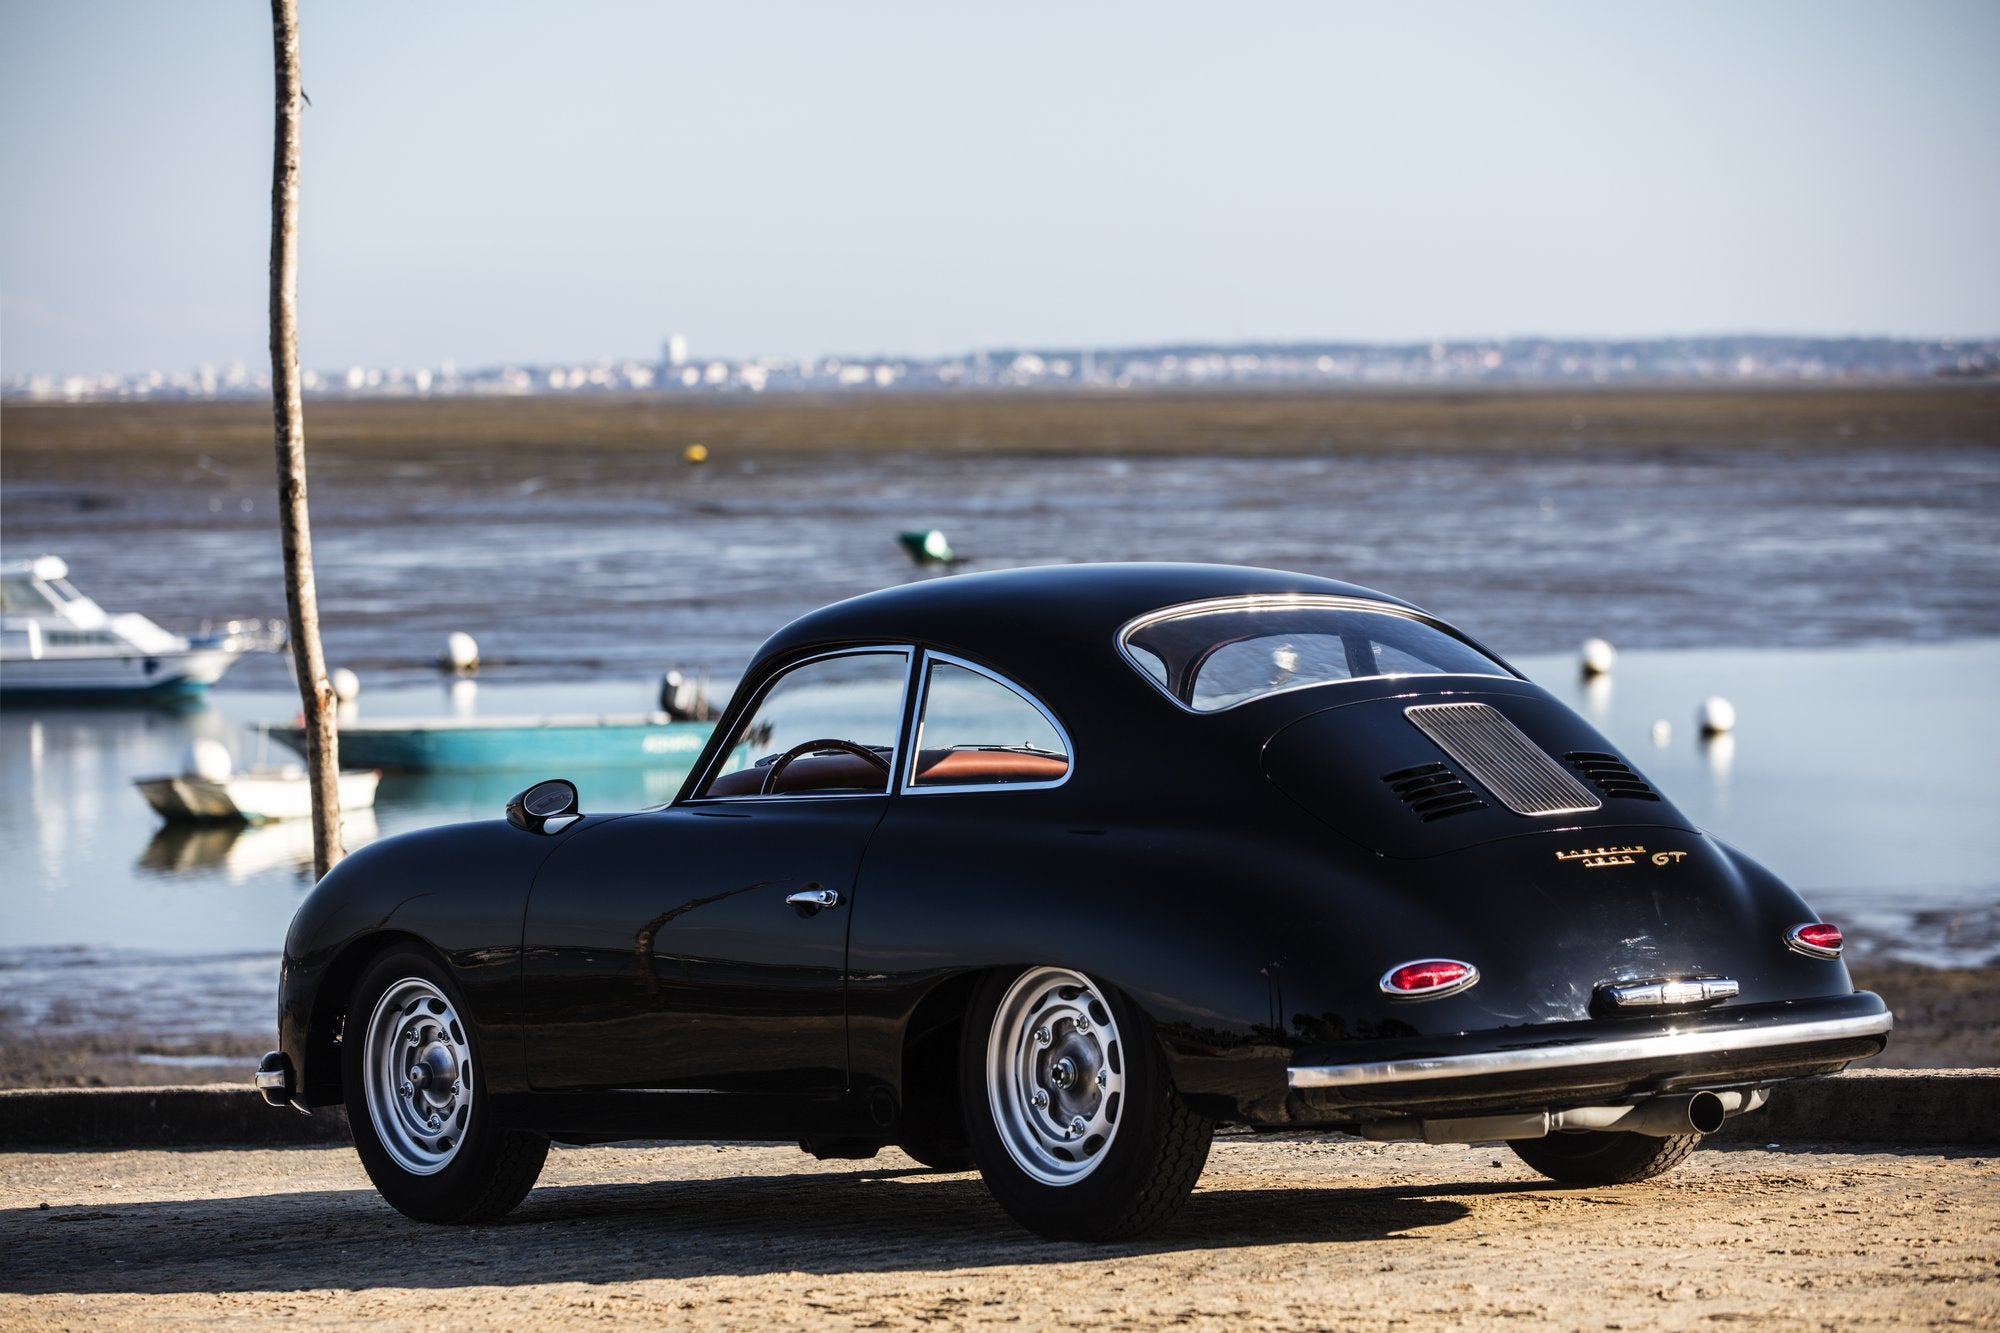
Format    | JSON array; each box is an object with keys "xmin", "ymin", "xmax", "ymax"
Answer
[
  {"xmin": 1286, "ymin": 991, "xmax": 1891, "ymax": 1122},
  {"xmin": 256, "ymin": 1050, "xmax": 312, "ymax": 1115}
]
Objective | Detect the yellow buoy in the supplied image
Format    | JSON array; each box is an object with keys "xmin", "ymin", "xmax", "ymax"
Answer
[{"xmin": 682, "ymin": 443, "xmax": 710, "ymax": 465}]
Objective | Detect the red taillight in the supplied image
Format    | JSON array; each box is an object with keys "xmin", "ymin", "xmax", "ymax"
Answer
[
  {"xmin": 1379, "ymin": 958, "xmax": 1480, "ymax": 999},
  {"xmin": 1787, "ymin": 922, "xmax": 1844, "ymax": 958}
]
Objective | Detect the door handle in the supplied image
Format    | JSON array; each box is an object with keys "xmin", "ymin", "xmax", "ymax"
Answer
[{"xmin": 785, "ymin": 887, "xmax": 841, "ymax": 910}]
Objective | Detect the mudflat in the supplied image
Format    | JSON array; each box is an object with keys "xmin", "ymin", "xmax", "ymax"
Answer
[
  {"xmin": 6, "ymin": 383, "xmax": 1999, "ymax": 463},
  {"xmin": 0, "ymin": 1138, "xmax": 1992, "ymax": 1329}
]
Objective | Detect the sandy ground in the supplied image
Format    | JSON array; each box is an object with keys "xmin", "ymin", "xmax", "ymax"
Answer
[{"xmin": 0, "ymin": 1137, "xmax": 1992, "ymax": 1330}]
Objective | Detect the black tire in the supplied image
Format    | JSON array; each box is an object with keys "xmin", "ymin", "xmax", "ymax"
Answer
[
  {"xmin": 343, "ymin": 944, "xmax": 549, "ymax": 1224},
  {"xmin": 1507, "ymin": 1129, "xmax": 1702, "ymax": 1185},
  {"xmin": 961, "ymin": 966, "xmax": 1213, "ymax": 1240}
]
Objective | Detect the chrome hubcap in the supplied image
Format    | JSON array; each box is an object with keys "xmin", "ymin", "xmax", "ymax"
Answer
[
  {"xmin": 363, "ymin": 976, "xmax": 472, "ymax": 1175},
  {"xmin": 987, "ymin": 967, "xmax": 1125, "ymax": 1185}
]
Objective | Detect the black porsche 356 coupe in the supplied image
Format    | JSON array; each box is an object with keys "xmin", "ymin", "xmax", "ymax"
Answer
[{"xmin": 259, "ymin": 563, "xmax": 1890, "ymax": 1239}]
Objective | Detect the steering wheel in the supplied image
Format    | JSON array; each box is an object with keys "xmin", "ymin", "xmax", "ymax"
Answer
[{"xmin": 758, "ymin": 738, "xmax": 892, "ymax": 795}]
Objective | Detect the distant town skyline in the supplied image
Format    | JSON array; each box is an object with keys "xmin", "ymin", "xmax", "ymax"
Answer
[
  {"xmin": 12, "ymin": 333, "xmax": 1991, "ymax": 403},
  {"xmin": 3, "ymin": 1, "xmax": 1997, "ymax": 380}
]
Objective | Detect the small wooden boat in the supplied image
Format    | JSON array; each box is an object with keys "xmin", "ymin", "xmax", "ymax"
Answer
[
  {"xmin": 267, "ymin": 714, "xmax": 715, "ymax": 774},
  {"xmin": 135, "ymin": 766, "xmax": 381, "ymax": 825}
]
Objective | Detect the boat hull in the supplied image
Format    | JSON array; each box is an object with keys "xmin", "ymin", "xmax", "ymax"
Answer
[
  {"xmin": 136, "ymin": 769, "xmax": 382, "ymax": 824},
  {"xmin": 0, "ymin": 647, "xmax": 246, "ymax": 701},
  {"xmin": 270, "ymin": 716, "xmax": 715, "ymax": 773}
]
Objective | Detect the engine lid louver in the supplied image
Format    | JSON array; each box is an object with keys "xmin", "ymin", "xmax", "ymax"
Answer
[
  {"xmin": 1404, "ymin": 702, "xmax": 1603, "ymax": 817},
  {"xmin": 1566, "ymin": 751, "xmax": 1663, "ymax": 801},
  {"xmin": 1382, "ymin": 762, "xmax": 1489, "ymax": 822}
]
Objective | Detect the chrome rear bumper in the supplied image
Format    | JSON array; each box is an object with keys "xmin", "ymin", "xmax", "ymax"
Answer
[{"xmin": 1289, "ymin": 1007, "xmax": 1892, "ymax": 1091}]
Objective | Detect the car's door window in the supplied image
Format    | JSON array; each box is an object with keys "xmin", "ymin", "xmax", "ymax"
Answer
[
  {"xmin": 701, "ymin": 650, "xmax": 910, "ymax": 798},
  {"xmin": 908, "ymin": 657, "xmax": 1070, "ymax": 790}
]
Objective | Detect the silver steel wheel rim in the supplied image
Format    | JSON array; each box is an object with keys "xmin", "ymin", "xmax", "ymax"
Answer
[
  {"xmin": 987, "ymin": 967, "xmax": 1126, "ymax": 1186},
  {"xmin": 363, "ymin": 976, "xmax": 473, "ymax": 1176}
]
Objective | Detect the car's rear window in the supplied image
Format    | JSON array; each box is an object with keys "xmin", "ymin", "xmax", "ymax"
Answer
[{"xmin": 1120, "ymin": 596, "xmax": 1511, "ymax": 712}]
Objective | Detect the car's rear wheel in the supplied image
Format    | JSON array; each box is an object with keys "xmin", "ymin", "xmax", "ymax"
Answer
[
  {"xmin": 1507, "ymin": 1129, "xmax": 1702, "ymax": 1185},
  {"xmin": 344, "ymin": 945, "xmax": 548, "ymax": 1223},
  {"xmin": 962, "ymin": 966, "xmax": 1212, "ymax": 1240}
]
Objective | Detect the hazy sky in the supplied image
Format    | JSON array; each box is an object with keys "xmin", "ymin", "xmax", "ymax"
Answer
[{"xmin": 2, "ymin": 1, "xmax": 1996, "ymax": 378}]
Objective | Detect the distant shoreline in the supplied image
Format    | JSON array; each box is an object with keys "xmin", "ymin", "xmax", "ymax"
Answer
[{"xmin": 5, "ymin": 382, "xmax": 1997, "ymax": 465}]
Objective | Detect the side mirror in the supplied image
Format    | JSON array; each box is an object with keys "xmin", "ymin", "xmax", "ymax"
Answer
[{"xmin": 506, "ymin": 778, "xmax": 581, "ymax": 834}]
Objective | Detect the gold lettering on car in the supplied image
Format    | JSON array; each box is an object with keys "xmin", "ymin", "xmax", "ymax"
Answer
[
  {"xmin": 1555, "ymin": 845, "xmax": 1645, "ymax": 868},
  {"xmin": 1553, "ymin": 845, "xmax": 1690, "ymax": 869}
]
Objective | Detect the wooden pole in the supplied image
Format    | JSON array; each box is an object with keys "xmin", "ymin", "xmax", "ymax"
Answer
[{"xmin": 269, "ymin": 0, "xmax": 342, "ymax": 877}]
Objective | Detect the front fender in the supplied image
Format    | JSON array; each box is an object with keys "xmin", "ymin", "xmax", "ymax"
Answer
[{"xmin": 277, "ymin": 815, "xmax": 625, "ymax": 1106}]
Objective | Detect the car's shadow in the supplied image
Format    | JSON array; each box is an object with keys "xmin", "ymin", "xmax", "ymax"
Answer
[{"xmin": 0, "ymin": 1165, "xmax": 1490, "ymax": 1295}]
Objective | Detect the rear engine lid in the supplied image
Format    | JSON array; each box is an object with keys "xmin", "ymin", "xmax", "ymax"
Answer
[{"xmin": 1264, "ymin": 684, "xmax": 1694, "ymax": 858}]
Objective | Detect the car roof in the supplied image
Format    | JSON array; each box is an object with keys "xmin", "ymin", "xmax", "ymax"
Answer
[{"xmin": 755, "ymin": 562, "xmax": 1424, "ymax": 669}]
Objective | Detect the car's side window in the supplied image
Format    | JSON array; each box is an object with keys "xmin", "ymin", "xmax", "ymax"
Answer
[
  {"xmin": 700, "ymin": 650, "xmax": 910, "ymax": 798},
  {"xmin": 908, "ymin": 658, "xmax": 1070, "ymax": 790}
]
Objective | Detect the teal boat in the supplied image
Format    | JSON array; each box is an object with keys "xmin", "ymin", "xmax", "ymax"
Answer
[{"xmin": 269, "ymin": 713, "xmax": 715, "ymax": 774}]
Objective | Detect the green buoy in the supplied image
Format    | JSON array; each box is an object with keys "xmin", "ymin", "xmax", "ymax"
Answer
[{"xmin": 897, "ymin": 529, "xmax": 958, "ymax": 567}]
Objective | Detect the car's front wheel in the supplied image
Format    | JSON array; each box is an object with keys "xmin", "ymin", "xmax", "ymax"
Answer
[
  {"xmin": 1507, "ymin": 1129, "xmax": 1702, "ymax": 1185},
  {"xmin": 343, "ymin": 945, "xmax": 548, "ymax": 1223},
  {"xmin": 961, "ymin": 966, "xmax": 1213, "ymax": 1240}
]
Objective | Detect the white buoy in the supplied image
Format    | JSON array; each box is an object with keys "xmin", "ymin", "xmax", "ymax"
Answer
[
  {"xmin": 442, "ymin": 631, "xmax": 480, "ymax": 673},
  {"xmin": 1698, "ymin": 696, "xmax": 1737, "ymax": 736},
  {"xmin": 1650, "ymin": 719, "xmax": 1672, "ymax": 747},
  {"xmin": 330, "ymin": 667, "xmax": 361, "ymax": 703},
  {"xmin": 1579, "ymin": 638, "xmax": 1616, "ymax": 678},
  {"xmin": 184, "ymin": 737, "xmax": 234, "ymax": 781}
]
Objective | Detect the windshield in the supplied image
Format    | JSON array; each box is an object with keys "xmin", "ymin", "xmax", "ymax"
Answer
[{"xmin": 1120, "ymin": 596, "xmax": 1512, "ymax": 712}]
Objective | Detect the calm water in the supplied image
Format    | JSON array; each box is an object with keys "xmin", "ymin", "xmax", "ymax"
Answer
[{"xmin": 2, "ymin": 442, "xmax": 1997, "ymax": 1045}]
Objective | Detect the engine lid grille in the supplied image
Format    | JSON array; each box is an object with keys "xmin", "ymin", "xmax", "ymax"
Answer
[
  {"xmin": 1381, "ymin": 762, "xmax": 1489, "ymax": 822},
  {"xmin": 1404, "ymin": 702, "xmax": 1603, "ymax": 817},
  {"xmin": 1566, "ymin": 750, "xmax": 1663, "ymax": 801}
]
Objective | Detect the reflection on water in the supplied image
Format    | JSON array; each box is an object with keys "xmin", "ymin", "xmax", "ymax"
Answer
[
  {"xmin": 1701, "ymin": 732, "xmax": 1738, "ymax": 807},
  {"xmin": 138, "ymin": 808, "xmax": 381, "ymax": 881}
]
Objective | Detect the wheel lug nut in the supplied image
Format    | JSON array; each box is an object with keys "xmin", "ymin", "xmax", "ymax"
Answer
[
  {"xmin": 1033, "ymin": 1026, "xmax": 1052, "ymax": 1047},
  {"xmin": 1032, "ymin": 1089, "xmax": 1050, "ymax": 1109},
  {"xmin": 450, "ymin": 1081, "xmax": 461, "ymax": 1096},
  {"xmin": 1095, "ymin": 1068, "xmax": 1108, "ymax": 1088},
  {"xmin": 1074, "ymin": 1016, "xmax": 1090, "ymax": 1034},
  {"xmin": 427, "ymin": 1113, "xmax": 441, "ymax": 1130},
  {"xmin": 398, "ymin": 1082, "xmax": 412, "ymax": 1097},
  {"xmin": 1067, "ymin": 1116, "xmax": 1086, "ymax": 1138}
]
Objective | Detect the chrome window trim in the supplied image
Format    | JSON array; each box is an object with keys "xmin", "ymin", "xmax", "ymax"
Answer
[
  {"xmin": 902, "ymin": 650, "xmax": 1075, "ymax": 795},
  {"xmin": 685, "ymin": 645, "xmax": 917, "ymax": 804},
  {"xmin": 1285, "ymin": 1010, "xmax": 1893, "ymax": 1090},
  {"xmin": 1115, "ymin": 593, "xmax": 1518, "ymax": 715}
]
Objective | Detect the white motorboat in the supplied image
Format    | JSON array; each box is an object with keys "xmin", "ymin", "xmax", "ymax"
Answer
[
  {"xmin": 135, "ymin": 738, "xmax": 380, "ymax": 824},
  {"xmin": 135, "ymin": 766, "xmax": 381, "ymax": 825},
  {"xmin": 0, "ymin": 555, "xmax": 284, "ymax": 700}
]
